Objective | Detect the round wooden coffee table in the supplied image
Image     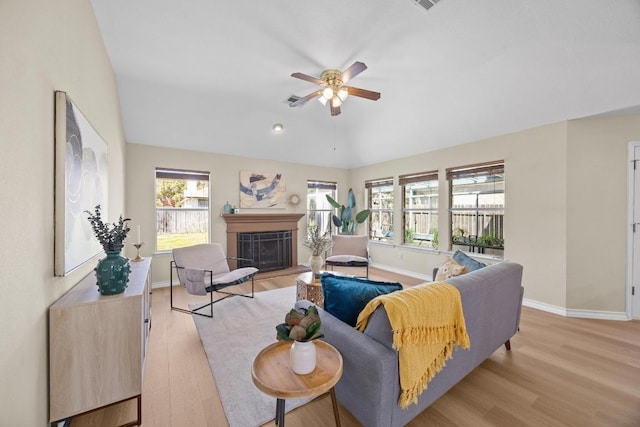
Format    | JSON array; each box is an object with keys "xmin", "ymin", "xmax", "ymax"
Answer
[{"xmin": 251, "ymin": 340, "xmax": 343, "ymax": 427}]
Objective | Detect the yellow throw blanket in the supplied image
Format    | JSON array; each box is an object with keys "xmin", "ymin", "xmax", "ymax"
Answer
[{"xmin": 356, "ymin": 282, "xmax": 470, "ymax": 408}]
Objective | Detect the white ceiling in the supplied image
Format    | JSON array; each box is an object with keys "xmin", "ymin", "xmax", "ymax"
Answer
[{"xmin": 91, "ymin": 0, "xmax": 640, "ymax": 169}]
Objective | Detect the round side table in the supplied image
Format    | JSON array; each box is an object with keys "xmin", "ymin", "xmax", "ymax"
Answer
[
  {"xmin": 295, "ymin": 272, "xmax": 324, "ymax": 307},
  {"xmin": 295, "ymin": 271, "xmax": 348, "ymax": 308},
  {"xmin": 251, "ymin": 340, "xmax": 343, "ymax": 427}
]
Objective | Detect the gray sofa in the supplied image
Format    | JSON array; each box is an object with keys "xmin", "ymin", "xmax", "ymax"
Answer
[{"xmin": 296, "ymin": 261, "xmax": 524, "ymax": 427}]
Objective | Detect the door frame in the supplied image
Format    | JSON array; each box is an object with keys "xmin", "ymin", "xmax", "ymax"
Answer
[{"xmin": 627, "ymin": 141, "xmax": 640, "ymax": 319}]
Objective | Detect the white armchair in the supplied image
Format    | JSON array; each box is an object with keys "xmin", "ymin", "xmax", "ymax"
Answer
[
  {"xmin": 325, "ymin": 235, "xmax": 370, "ymax": 278},
  {"xmin": 170, "ymin": 243, "xmax": 258, "ymax": 317}
]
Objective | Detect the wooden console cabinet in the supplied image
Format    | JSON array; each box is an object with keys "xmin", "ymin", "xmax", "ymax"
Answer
[{"xmin": 49, "ymin": 257, "xmax": 152, "ymax": 425}]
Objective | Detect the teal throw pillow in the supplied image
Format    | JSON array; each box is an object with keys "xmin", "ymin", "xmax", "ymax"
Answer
[
  {"xmin": 321, "ymin": 274, "xmax": 403, "ymax": 327},
  {"xmin": 452, "ymin": 249, "xmax": 487, "ymax": 272}
]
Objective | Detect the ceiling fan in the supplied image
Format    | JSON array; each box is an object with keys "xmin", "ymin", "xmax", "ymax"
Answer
[{"xmin": 289, "ymin": 61, "xmax": 381, "ymax": 116}]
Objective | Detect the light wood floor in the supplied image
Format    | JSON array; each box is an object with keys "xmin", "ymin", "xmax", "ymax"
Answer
[{"xmin": 72, "ymin": 267, "xmax": 640, "ymax": 427}]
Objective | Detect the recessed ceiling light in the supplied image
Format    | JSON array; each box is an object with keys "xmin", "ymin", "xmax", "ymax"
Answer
[{"xmin": 272, "ymin": 123, "xmax": 284, "ymax": 133}]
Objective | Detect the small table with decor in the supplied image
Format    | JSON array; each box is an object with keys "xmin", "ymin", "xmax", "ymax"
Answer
[
  {"xmin": 251, "ymin": 340, "xmax": 343, "ymax": 427},
  {"xmin": 295, "ymin": 271, "xmax": 348, "ymax": 308}
]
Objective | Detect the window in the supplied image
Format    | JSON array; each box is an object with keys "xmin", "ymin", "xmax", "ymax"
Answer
[
  {"xmin": 307, "ymin": 180, "xmax": 336, "ymax": 236},
  {"xmin": 400, "ymin": 171, "xmax": 438, "ymax": 248},
  {"xmin": 155, "ymin": 168, "xmax": 210, "ymax": 252},
  {"xmin": 366, "ymin": 178, "xmax": 394, "ymax": 242},
  {"xmin": 447, "ymin": 162, "xmax": 504, "ymax": 255}
]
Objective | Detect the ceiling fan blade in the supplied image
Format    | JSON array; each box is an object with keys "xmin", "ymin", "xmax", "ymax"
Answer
[
  {"xmin": 289, "ymin": 90, "xmax": 322, "ymax": 107},
  {"xmin": 330, "ymin": 104, "xmax": 341, "ymax": 116},
  {"xmin": 345, "ymin": 86, "xmax": 381, "ymax": 101},
  {"xmin": 340, "ymin": 61, "xmax": 367, "ymax": 84},
  {"xmin": 291, "ymin": 72, "xmax": 324, "ymax": 85}
]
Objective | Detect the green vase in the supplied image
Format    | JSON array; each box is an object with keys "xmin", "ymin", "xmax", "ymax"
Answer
[{"xmin": 95, "ymin": 250, "xmax": 131, "ymax": 295}]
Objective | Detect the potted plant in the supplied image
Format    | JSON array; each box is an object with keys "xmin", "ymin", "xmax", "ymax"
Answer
[
  {"xmin": 276, "ymin": 306, "xmax": 323, "ymax": 374},
  {"xmin": 326, "ymin": 188, "xmax": 371, "ymax": 235},
  {"xmin": 84, "ymin": 205, "xmax": 132, "ymax": 295},
  {"xmin": 303, "ymin": 225, "xmax": 332, "ymax": 277}
]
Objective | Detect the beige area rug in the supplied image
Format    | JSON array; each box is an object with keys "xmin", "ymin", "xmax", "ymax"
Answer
[{"xmin": 191, "ymin": 286, "xmax": 312, "ymax": 427}]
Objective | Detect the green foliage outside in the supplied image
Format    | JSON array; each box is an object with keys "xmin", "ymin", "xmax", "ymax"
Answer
[
  {"xmin": 156, "ymin": 179, "xmax": 186, "ymax": 207},
  {"xmin": 157, "ymin": 232, "xmax": 208, "ymax": 252},
  {"xmin": 404, "ymin": 227, "xmax": 414, "ymax": 243}
]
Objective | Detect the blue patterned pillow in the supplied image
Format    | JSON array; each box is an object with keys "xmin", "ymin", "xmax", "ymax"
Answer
[
  {"xmin": 452, "ymin": 250, "xmax": 487, "ymax": 272},
  {"xmin": 321, "ymin": 274, "xmax": 403, "ymax": 327}
]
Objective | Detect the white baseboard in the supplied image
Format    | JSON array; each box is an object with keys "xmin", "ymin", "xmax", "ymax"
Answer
[
  {"xmin": 565, "ymin": 308, "xmax": 630, "ymax": 321},
  {"xmin": 370, "ymin": 262, "xmax": 433, "ymax": 282},
  {"xmin": 523, "ymin": 298, "xmax": 630, "ymax": 321},
  {"xmin": 522, "ymin": 298, "xmax": 567, "ymax": 316},
  {"xmin": 373, "ymin": 263, "xmax": 632, "ymax": 322},
  {"xmin": 152, "ymin": 280, "xmax": 170, "ymax": 289}
]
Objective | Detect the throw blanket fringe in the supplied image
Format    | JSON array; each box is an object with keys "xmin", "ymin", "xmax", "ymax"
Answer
[
  {"xmin": 356, "ymin": 282, "xmax": 470, "ymax": 409},
  {"xmin": 394, "ymin": 324, "xmax": 470, "ymax": 349}
]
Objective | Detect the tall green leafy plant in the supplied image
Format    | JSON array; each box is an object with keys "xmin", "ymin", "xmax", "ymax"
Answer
[{"xmin": 326, "ymin": 188, "xmax": 371, "ymax": 235}]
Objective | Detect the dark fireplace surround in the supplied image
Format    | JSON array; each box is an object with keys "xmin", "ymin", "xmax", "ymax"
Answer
[{"xmin": 222, "ymin": 213, "xmax": 304, "ymax": 272}]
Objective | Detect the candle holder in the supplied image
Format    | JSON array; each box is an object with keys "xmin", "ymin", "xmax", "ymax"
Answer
[{"xmin": 132, "ymin": 243, "xmax": 144, "ymax": 262}]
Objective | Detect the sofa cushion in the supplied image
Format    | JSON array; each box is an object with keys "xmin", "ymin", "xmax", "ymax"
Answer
[
  {"xmin": 435, "ymin": 257, "xmax": 468, "ymax": 281},
  {"xmin": 321, "ymin": 274, "xmax": 403, "ymax": 327},
  {"xmin": 452, "ymin": 250, "xmax": 487, "ymax": 272}
]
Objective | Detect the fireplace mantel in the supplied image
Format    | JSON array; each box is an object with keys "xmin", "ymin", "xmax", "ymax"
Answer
[{"xmin": 222, "ymin": 213, "xmax": 305, "ymax": 270}]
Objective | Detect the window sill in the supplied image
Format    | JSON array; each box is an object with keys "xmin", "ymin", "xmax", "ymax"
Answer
[
  {"xmin": 368, "ymin": 239, "xmax": 394, "ymax": 247},
  {"xmin": 399, "ymin": 244, "xmax": 440, "ymax": 254}
]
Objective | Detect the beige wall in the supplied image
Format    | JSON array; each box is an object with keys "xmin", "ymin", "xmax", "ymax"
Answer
[
  {"xmin": 125, "ymin": 143, "xmax": 349, "ymax": 284},
  {"xmin": 350, "ymin": 116, "xmax": 640, "ymax": 313},
  {"xmin": 130, "ymin": 115, "xmax": 640, "ymax": 314},
  {"xmin": 0, "ymin": 0, "xmax": 126, "ymax": 425},
  {"xmin": 566, "ymin": 115, "xmax": 640, "ymax": 311},
  {"xmin": 350, "ymin": 122, "xmax": 570, "ymax": 307}
]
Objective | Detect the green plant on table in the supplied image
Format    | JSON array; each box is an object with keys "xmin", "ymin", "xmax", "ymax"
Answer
[
  {"xmin": 276, "ymin": 306, "xmax": 323, "ymax": 342},
  {"xmin": 84, "ymin": 205, "xmax": 131, "ymax": 252},
  {"xmin": 303, "ymin": 226, "xmax": 333, "ymax": 256}
]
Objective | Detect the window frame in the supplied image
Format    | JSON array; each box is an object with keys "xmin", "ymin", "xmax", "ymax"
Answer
[
  {"xmin": 446, "ymin": 161, "xmax": 505, "ymax": 255},
  {"xmin": 155, "ymin": 167, "xmax": 210, "ymax": 253},
  {"xmin": 366, "ymin": 178, "xmax": 394, "ymax": 242},
  {"xmin": 400, "ymin": 171, "xmax": 439, "ymax": 248},
  {"xmin": 306, "ymin": 180, "xmax": 337, "ymax": 237}
]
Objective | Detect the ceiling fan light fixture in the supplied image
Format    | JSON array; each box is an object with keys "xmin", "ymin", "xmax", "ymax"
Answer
[
  {"xmin": 289, "ymin": 62, "xmax": 380, "ymax": 117},
  {"xmin": 337, "ymin": 88, "xmax": 349, "ymax": 101},
  {"xmin": 322, "ymin": 87, "xmax": 334, "ymax": 100}
]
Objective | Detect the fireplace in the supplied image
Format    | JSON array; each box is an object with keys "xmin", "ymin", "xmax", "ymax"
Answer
[
  {"xmin": 222, "ymin": 213, "xmax": 305, "ymax": 271},
  {"xmin": 237, "ymin": 231, "xmax": 292, "ymax": 271}
]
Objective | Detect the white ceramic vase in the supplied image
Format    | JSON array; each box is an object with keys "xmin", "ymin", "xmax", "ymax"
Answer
[
  {"xmin": 289, "ymin": 340, "xmax": 317, "ymax": 375},
  {"xmin": 309, "ymin": 255, "xmax": 323, "ymax": 278}
]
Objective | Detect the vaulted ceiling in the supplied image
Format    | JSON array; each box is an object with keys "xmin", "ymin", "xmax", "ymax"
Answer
[{"xmin": 91, "ymin": 0, "xmax": 640, "ymax": 169}]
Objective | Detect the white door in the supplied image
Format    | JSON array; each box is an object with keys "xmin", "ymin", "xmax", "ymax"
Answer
[{"xmin": 632, "ymin": 145, "xmax": 640, "ymax": 318}]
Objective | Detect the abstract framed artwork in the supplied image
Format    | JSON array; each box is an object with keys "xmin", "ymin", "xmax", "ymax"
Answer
[
  {"xmin": 54, "ymin": 91, "xmax": 108, "ymax": 276},
  {"xmin": 239, "ymin": 171, "xmax": 286, "ymax": 208}
]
